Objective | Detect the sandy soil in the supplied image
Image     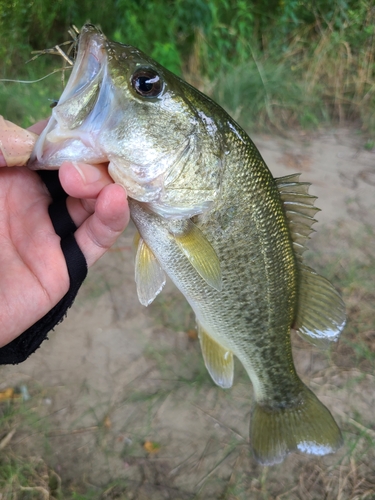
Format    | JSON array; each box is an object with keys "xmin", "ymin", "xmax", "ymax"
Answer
[{"xmin": 1, "ymin": 128, "xmax": 374, "ymax": 498}]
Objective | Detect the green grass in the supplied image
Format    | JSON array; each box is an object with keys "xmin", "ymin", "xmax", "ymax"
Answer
[
  {"xmin": 0, "ymin": 58, "xmax": 69, "ymax": 128},
  {"xmin": 0, "ymin": 392, "xmax": 61, "ymax": 499},
  {"xmin": 306, "ymin": 224, "xmax": 375, "ymax": 375},
  {"xmin": 208, "ymin": 39, "xmax": 375, "ymax": 138},
  {"xmin": 210, "ymin": 58, "xmax": 329, "ymax": 133},
  {"xmin": 1, "ymin": 16, "xmax": 375, "ymax": 143},
  {"xmin": 1, "ymin": 221, "xmax": 375, "ymax": 498},
  {"xmin": 1, "ymin": 39, "xmax": 375, "ymax": 498},
  {"xmin": 1, "ymin": 225, "xmax": 375, "ymax": 498}
]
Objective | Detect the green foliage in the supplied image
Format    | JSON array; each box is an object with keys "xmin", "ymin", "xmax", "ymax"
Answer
[
  {"xmin": 210, "ymin": 0, "xmax": 375, "ymax": 132},
  {"xmin": 0, "ymin": 0, "xmax": 374, "ymax": 132},
  {"xmin": 0, "ymin": 66, "xmax": 64, "ymax": 127},
  {"xmin": 0, "ymin": 0, "xmax": 117, "ymax": 76},
  {"xmin": 212, "ymin": 58, "xmax": 329, "ymax": 131},
  {"xmin": 113, "ymin": 0, "xmax": 212, "ymax": 74}
]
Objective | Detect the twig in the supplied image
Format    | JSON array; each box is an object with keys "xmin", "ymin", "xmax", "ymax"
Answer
[
  {"xmin": 195, "ymin": 447, "xmax": 236, "ymax": 490},
  {"xmin": 191, "ymin": 403, "xmax": 245, "ymax": 441},
  {"xmin": 193, "ymin": 437, "xmax": 213, "ymax": 472},
  {"xmin": 19, "ymin": 486, "xmax": 49, "ymax": 499},
  {"xmin": 169, "ymin": 450, "xmax": 198, "ymax": 476},
  {"xmin": 0, "ymin": 428, "xmax": 16, "ymax": 450},
  {"xmin": 348, "ymin": 418, "xmax": 375, "ymax": 439},
  {"xmin": 46, "ymin": 425, "xmax": 98, "ymax": 437}
]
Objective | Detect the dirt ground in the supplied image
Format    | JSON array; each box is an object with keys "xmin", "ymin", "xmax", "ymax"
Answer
[{"xmin": 1, "ymin": 128, "xmax": 375, "ymax": 498}]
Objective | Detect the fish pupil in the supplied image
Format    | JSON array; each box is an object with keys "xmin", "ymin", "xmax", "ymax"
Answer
[
  {"xmin": 138, "ymin": 77, "xmax": 153, "ymax": 92},
  {"xmin": 132, "ymin": 69, "xmax": 163, "ymax": 97}
]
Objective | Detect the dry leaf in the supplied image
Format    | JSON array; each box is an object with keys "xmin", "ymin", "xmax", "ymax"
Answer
[
  {"xmin": 186, "ymin": 329, "xmax": 198, "ymax": 341},
  {"xmin": 143, "ymin": 440, "xmax": 161, "ymax": 454},
  {"xmin": 0, "ymin": 388, "xmax": 21, "ymax": 402}
]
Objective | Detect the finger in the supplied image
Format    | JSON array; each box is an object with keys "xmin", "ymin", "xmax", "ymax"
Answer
[
  {"xmin": 73, "ymin": 183, "xmax": 129, "ymax": 268},
  {"xmin": 0, "ymin": 149, "xmax": 6, "ymax": 167},
  {"xmin": 59, "ymin": 161, "xmax": 113, "ymax": 198},
  {"xmin": 0, "ymin": 116, "xmax": 37, "ymax": 167},
  {"xmin": 59, "ymin": 161, "xmax": 114, "ymax": 227}
]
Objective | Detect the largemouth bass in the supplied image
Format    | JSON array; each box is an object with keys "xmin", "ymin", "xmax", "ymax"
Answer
[{"xmin": 29, "ymin": 24, "xmax": 346, "ymax": 465}]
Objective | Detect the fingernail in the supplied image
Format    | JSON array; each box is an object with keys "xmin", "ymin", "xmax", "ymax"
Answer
[{"xmin": 72, "ymin": 161, "xmax": 102, "ymax": 184}]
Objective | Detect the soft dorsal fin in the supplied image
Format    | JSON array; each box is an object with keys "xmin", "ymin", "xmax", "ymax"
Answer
[
  {"xmin": 135, "ymin": 234, "xmax": 166, "ymax": 306},
  {"xmin": 276, "ymin": 175, "xmax": 346, "ymax": 345},
  {"xmin": 197, "ymin": 321, "xmax": 234, "ymax": 389},
  {"xmin": 293, "ymin": 265, "xmax": 346, "ymax": 346},
  {"xmin": 276, "ymin": 174, "xmax": 320, "ymax": 258},
  {"xmin": 168, "ymin": 219, "xmax": 222, "ymax": 291}
]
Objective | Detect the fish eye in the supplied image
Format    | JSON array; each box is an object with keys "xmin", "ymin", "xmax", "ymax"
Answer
[{"xmin": 131, "ymin": 69, "xmax": 163, "ymax": 98}]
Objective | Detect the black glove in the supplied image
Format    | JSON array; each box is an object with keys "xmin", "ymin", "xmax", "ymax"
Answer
[{"xmin": 0, "ymin": 171, "xmax": 87, "ymax": 364}]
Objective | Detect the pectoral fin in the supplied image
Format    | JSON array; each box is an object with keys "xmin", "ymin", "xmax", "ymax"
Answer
[
  {"xmin": 294, "ymin": 265, "xmax": 346, "ymax": 346},
  {"xmin": 135, "ymin": 236, "xmax": 166, "ymax": 306},
  {"xmin": 171, "ymin": 220, "xmax": 222, "ymax": 291},
  {"xmin": 197, "ymin": 322, "xmax": 233, "ymax": 388},
  {"xmin": 133, "ymin": 230, "xmax": 141, "ymax": 251}
]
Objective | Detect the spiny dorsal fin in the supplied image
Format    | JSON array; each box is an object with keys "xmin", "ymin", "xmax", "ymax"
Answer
[
  {"xmin": 197, "ymin": 321, "xmax": 233, "ymax": 389},
  {"xmin": 276, "ymin": 174, "xmax": 320, "ymax": 257},
  {"xmin": 135, "ymin": 235, "xmax": 166, "ymax": 306},
  {"xmin": 293, "ymin": 265, "xmax": 346, "ymax": 346}
]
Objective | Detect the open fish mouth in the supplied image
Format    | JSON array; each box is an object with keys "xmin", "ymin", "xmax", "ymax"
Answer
[
  {"xmin": 29, "ymin": 25, "xmax": 109, "ymax": 167},
  {"xmin": 56, "ymin": 24, "xmax": 105, "ymax": 114}
]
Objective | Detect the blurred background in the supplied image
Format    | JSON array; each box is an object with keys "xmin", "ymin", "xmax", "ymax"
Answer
[
  {"xmin": 1, "ymin": 0, "xmax": 375, "ymax": 136},
  {"xmin": 1, "ymin": 1, "xmax": 375, "ymax": 499}
]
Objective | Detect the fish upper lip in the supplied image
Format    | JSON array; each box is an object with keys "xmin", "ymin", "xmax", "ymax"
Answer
[
  {"xmin": 30, "ymin": 25, "xmax": 108, "ymax": 165},
  {"xmin": 58, "ymin": 24, "xmax": 106, "ymax": 105}
]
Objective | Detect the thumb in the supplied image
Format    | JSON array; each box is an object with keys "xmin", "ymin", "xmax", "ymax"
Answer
[{"xmin": 0, "ymin": 116, "xmax": 37, "ymax": 167}]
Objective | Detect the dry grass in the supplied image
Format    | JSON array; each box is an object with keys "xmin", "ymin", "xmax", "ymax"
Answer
[
  {"xmin": 0, "ymin": 215, "xmax": 375, "ymax": 499},
  {"xmin": 209, "ymin": 6, "xmax": 375, "ymax": 136}
]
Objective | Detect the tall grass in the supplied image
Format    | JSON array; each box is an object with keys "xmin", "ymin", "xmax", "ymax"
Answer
[
  {"xmin": 0, "ymin": 67, "xmax": 65, "ymax": 128},
  {"xmin": 208, "ymin": 6, "xmax": 375, "ymax": 133},
  {"xmin": 1, "ymin": 223, "xmax": 375, "ymax": 498},
  {"xmin": 1, "ymin": 0, "xmax": 374, "ymax": 133}
]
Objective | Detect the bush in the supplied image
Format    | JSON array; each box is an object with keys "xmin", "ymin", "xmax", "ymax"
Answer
[{"xmin": 0, "ymin": 0, "xmax": 374, "ymax": 132}]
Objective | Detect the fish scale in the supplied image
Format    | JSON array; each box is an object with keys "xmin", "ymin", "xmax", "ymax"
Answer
[
  {"xmin": 193, "ymin": 135, "xmax": 299, "ymax": 401},
  {"xmin": 29, "ymin": 24, "xmax": 346, "ymax": 465}
]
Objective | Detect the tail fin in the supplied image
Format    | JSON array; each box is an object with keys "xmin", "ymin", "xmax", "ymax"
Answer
[{"xmin": 250, "ymin": 385, "xmax": 343, "ymax": 465}]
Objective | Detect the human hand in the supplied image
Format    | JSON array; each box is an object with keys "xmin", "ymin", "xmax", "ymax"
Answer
[{"xmin": 0, "ymin": 118, "xmax": 129, "ymax": 348}]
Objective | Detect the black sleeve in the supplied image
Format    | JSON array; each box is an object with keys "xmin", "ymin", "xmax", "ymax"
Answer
[{"xmin": 0, "ymin": 171, "xmax": 88, "ymax": 365}]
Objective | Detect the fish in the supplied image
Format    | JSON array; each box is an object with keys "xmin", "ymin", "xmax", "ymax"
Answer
[{"xmin": 29, "ymin": 24, "xmax": 346, "ymax": 465}]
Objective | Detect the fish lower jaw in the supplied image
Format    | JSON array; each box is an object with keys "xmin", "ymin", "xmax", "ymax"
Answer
[
  {"xmin": 29, "ymin": 117, "xmax": 106, "ymax": 169},
  {"xmin": 29, "ymin": 138, "xmax": 106, "ymax": 169}
]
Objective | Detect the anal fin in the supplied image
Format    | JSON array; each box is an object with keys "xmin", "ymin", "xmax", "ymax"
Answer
[
  {"xmin": 197, "ymin": 321, "xmax": 233, "ymax": 389},
  {"xmin": 135, "ymin": 235, "xmax": 166, "ymax": 306}
]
